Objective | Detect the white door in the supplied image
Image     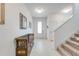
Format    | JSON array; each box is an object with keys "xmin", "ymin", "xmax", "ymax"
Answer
[{"xmin": 33, "ymin": 17, "xmax": 47, "ymax": 39}]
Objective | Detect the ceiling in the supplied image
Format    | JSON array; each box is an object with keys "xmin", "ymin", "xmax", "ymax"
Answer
[{"xmin": 25, "ymin": 3, "xmax": 74, "ymax": 17}]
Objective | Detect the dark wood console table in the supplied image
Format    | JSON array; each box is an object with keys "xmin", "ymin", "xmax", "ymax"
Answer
[{"xmin": 15, "ymin": 33, "xmax": 34, "ymax": 56}]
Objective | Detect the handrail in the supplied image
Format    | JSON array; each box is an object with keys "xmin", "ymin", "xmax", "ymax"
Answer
[{"xmin": 54, "ymin": 15, "xmax": 73, "ymax": 32}]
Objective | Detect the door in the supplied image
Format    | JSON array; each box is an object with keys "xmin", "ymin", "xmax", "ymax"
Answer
[{"xmin": 33, "ymin": 17, "xmax": 47, "ymax": 39}]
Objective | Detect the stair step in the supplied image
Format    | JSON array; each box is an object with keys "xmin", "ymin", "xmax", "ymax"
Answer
[
  {"xmin": 66, "ymin": 40, "xmax": 79, "ymax": 50},
  {"xmin": 57, "ymin": 46, "xmax": 72, "ymax": 56},
  {"xmin": 70, "ymin": 37, "xmax": 79, "ymax": 42},
  {"xmin": 61, "ymin": 43, "xmax": 79, "ymax": 56},
  {"xmin": 67, "ymin": 39, "xmax": 79, "ymax": 46},
  {"xmin": 75, "ymin": 33, "xmax": 79, "ymax": 37},
  {"xmin": 71, "ymin": 37, "xmax": 79, "ymax": 40}
]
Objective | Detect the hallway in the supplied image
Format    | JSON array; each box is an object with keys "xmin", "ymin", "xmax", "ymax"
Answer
[
  {"xmin": 30, "ymin": 39, "xmax": 60, "ymax": 56},
  {"xmin": 0, "ymin": 3, "xmax": 76, "ymax": 56}
]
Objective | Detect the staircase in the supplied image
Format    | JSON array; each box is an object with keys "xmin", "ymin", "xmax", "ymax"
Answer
[{"xmin": 57, "ymin": 32, "xmax": 79, "ymax": 56}]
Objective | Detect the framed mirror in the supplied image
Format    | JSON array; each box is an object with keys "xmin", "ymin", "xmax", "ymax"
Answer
[{"xmin": 20, "ymin": 13, "xmax": 27, "ymax": 29}]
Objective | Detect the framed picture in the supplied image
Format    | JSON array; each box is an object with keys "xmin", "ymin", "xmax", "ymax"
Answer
[
  {"xmin": 20, "ymin": 13, "xmax": 27, "ymax": 29},
  {"xmin": 0, "ymin": 3, "xmax": 5, "ymax": 24}
]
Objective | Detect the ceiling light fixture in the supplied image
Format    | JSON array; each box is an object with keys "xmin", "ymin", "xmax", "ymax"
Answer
[
  {"xmin": 62, "ymin": 8, "xmax": 72, "ymax": 13},
  {"xmin": 35, "ymin": 7, "xmax": 44, "ymax": 13}
]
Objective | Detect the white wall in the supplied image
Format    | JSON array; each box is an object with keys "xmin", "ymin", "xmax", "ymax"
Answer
[
  {"xmin": 47, "ymin": 11, "xmax": 72, "ymax": 40},
  {"xmin": 47, "ymin": 7, "xmax": 73, "ymax": 49},
  {"xmin": 47, "ymin": 15, "xmax": 54, "ymax": 40},
  {"xmin": 0, "ymin": 3, "xmax": 33, "ymax": 56},
  {"xmin": 55, "ymin": 4, "xmax": 79, "ymax": 48}
]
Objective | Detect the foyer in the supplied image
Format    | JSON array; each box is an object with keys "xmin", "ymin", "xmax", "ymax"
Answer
[{"xmin": 0, "ymin": 3, "xmax": 79, "ymax": 56}]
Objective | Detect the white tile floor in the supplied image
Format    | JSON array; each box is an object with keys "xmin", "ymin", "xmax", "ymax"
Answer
[{"xmin": 30, "ymin": 39, "xmax": 60, "ymax": 56}]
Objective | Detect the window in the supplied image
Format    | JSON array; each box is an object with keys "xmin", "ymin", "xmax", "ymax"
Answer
[{"xmin": 37, "ymin": 21, "xmax": 42, "ymax": 33}]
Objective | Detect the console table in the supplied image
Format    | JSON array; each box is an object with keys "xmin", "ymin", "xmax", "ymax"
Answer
[{"xmin": 15, "ymin": 33, "xmax": 34, "ymax": 56}]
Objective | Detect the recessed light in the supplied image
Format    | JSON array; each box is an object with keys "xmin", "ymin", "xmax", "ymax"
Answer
[{"xmin": 35, "ymin": 7, "xmax": 44, "ymax": 13}]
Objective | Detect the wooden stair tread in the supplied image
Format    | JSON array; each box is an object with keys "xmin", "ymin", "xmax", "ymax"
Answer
[
  {"xmin": 74, "ymin": 37, "xmax": 79, "ymax": 40},
  {"xmin": 70, "ymin": 37, "xmax": 79, "ymax": 42},
  {"xmin": 75, "ymin": 33, "xmax": 79, "ymax": 37},
  {"xmin": 71, "ymin": 37, "xmax": 79, "ymax": 40},
  {"xmin": 66, "ymin": 40, "xmax": 79, "ymax": 51},
  {"xmin": 67, "ymin": 39, "xmax": 79, "ymax": 46},
  {"xmin": 57, "ymin": 31, "xmax": 79, "ymax": 56},
  {"xmin": 62, "ymin": 43, "xmax": 79, "ymax": 55},
  {"xmin": 64, "ymin": 43, "xmax": 79, "ymax": 53},
  {"xmin": 57, "ymin": 46, "xmax": 71, "ymax": 56}
]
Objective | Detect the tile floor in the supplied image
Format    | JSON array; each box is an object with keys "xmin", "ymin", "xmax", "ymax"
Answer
[{"xmin": 30, "ymin": 39, "xmax": 60, "ymax": 56}]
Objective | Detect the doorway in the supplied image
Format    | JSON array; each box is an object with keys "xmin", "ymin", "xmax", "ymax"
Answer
[{"xmin": 33, "ymin": 17, "xmax": 47, "ymax": 39}]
